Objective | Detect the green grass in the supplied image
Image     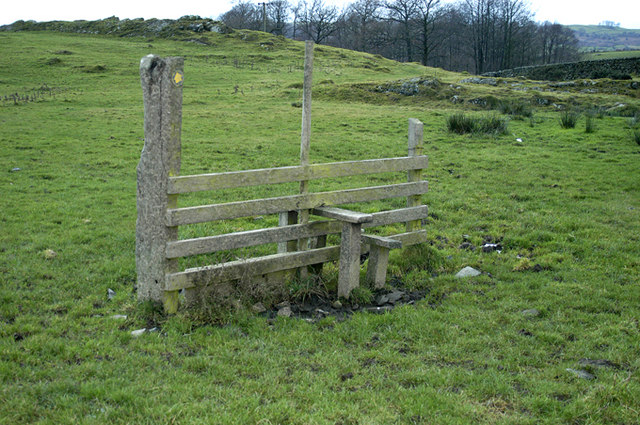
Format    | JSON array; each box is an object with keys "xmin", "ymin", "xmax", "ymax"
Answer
[
  {"xmin": 1, "ymin": 30, "xmax": 640, "ymax": 424},
  {"xmin": 582, "ymin": 49, "xmax": 640, "ymax": 60}
]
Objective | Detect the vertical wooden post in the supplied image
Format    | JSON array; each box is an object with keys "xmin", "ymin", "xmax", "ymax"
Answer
[
  {"xmin": 407, "ymin": 118, "xmax": 424, "ymax": 232},
  {"xmin": 136, "ymin": 55, "xmax": 183, "ymax": 313},
  {"xmin": 337, "ymin": 222, "xmax": 362, "ymax": 298},
  {"xmin": 297, "ymin": 40, "xmax": 314, "ymax": 278}
]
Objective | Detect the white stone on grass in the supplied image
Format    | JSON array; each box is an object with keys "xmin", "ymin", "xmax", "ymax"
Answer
[{"xmin": 455, "ymin": 266, "xmax": 481, "ymax": 278}]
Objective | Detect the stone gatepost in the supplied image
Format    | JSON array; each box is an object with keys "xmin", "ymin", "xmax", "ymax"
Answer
[{"xmin": 136, "ymin": 55, "xmax": 183, "ymax": 312}]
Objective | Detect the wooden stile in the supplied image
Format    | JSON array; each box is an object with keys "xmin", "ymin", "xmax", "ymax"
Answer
[{"xmin": 136, "ymin": 54, "xmax": 430, "ymax": 311}]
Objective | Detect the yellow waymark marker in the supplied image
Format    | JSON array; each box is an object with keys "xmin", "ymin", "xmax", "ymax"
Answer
[{"xmin": 172, "ymin": 71, "xmax": 184, "ymax": 86}]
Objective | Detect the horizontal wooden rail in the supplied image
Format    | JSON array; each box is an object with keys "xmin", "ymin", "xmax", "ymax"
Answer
[
  {"xmin": 168, "ymin": 156, "xmax": 428, "ymax": 194},
  {"xmin": 165, "ymin": 230, "xmax": 427, "ymax": 291},
  {"xmin": 167, "ymin": 181, "xmax": 428, "ymax": 226},
  {"xmin": 166, "ymin": 206, "xmax": 428, "ymax": 258}
]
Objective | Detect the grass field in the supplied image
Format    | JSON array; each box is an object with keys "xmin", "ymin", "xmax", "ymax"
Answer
[
  {"xmin": 1, "ymin": 29, "xmax": 640, "ymax": 424},
  {"xmin": 582, "ymin": 50, "xmax": 640, "ymax": 60}
]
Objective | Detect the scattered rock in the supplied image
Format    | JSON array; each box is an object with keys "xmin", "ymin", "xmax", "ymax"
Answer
[
  {"xmin": 376, "ymin": 290, "xmax": 404, "ymax": 306},
  {"xmin": 578, "ymin": 359, "xmax": 618, "ymax": 369},
  {"xmin": 518, "ymin": 328, "xmax": 533, "ymax": 337},
  {"xmin": 481, "ymin": 243, "xmax": 502, "ymax": 253},
  {"xmin": 332, "ymin": 300, "xmax": 343, "ymax": 309},
  {"xmin": 566, "ymin": 368, "xmax": 595, "ymax": 380},
  {"xmin": 10, "ymin": 167, "xmax": 21, "ymax": 172},
  {"xmin": 131, "ymin": 328, "xmax": 146, "ymax": 337},
  {"xmin": 455, "ymin": 266, "xmax": 481, "ymax": 278},
  {"xmin": 111, "ymin": 314, "xmax": 127, "ymax": 320},
  {"xmin": 460, "ymin": 77, "xmax": 498, "ymax": 86},
  {"xmin": 459, "ymin": 242, "xmax": 476, "ymax": 251},
  {"xmin": 521, "ymin": 309, "xmax": 540, "ymax": 317},
  {"xmin": 275, "ymin": 300, "xmax": 290, "ymax": 309},
  {"xmin": 43, "ymin": 249, "xmax": 57, "ymax": 259},
  {"xmin": 277, "ymin": 306, "xmax": 292, "ymax": 318},
  {"xmin": 251, "ymin": 302, "xmax": 267, "ymax": 314},
  {"xmin": 364, "ymin": 306, "xmax": 393, "ymax": 314},
  {"xmin": 107, "ymin": 288, "xmax": 116, "ymax": 300}
]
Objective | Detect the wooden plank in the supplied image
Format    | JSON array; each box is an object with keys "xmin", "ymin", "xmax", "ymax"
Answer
[
  {"xmin": 366, "ymin": 206, "xmax": 428, "ymax": 227},
  {"xmin": 165, "ymin": 231, "xmax": 429, "ymax": 291},
  {"xmin": 166, "ymin": 220, "xmax": 341, "ymax": 258},
  {"xmin": 167, "ymin": 181, "xmax": 428, "ymax": 226},
  {"xmin": 407, "ymin": 118, "xmax": 425, "ymax": 232},
  {"xmin": 390, "ymin": 230, "xmax": 428, "ymax": 246},
  {"xmin": 167, "ymin": 156, "xmax": 428, "ymax": 193},
  {"xmin": 312, "ymin": 207, "xmax": 373, "ymax": 224},
  {"xmin": 165, "ymin": 246, "xmax": 341, "ymax": 291},
  {"xmin": 362, "ymin": 234, "xmax": 402, "ymax": 250},
  {"xmin": 166, "ymin": 206, "xmax": 428, "ymax": 258}
]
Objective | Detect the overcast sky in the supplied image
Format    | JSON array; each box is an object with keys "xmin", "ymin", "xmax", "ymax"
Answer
[{"xmin": 1, "ymin": 0, "xmax": 638, "ymax": 29}]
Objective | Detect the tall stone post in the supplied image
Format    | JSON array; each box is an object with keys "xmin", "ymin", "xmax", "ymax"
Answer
[{"xmin": 136, "ymin": 55, "xmax": 183, "ymax": 313}]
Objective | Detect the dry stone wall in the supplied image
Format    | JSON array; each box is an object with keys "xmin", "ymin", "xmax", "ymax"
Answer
[{"xmin": 484, "ymin": 58, "xmax": 640, "ymax": 81}]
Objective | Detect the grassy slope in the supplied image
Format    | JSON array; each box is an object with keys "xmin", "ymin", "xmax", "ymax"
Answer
[
  {"xmin": 1, "ymin": 30, "xmax": 640, "ymax": 424},
  {"xmin": 570, "ymin": 24, "xmax": 640, "ymax": 52}
]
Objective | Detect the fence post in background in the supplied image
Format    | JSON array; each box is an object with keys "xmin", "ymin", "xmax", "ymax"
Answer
[
  {"xmin": 137, "ymin": 55, "xmax": 184, "ymax": 313},
  {"xmin": 407, "ymin": 118, "xmax": 424, "ymax": 232},
  {"xmin": 297, "ymin": 40, "xmax": 315, "ymax": 279}
]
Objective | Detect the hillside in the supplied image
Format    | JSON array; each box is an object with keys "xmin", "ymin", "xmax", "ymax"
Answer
[
  {"xmin": 569, "ymin": 24, "xmax": 640, "ymax": 52},
  {"xmin": 1, "ymin": 27, "xmax": 640, "ymax": 425}
]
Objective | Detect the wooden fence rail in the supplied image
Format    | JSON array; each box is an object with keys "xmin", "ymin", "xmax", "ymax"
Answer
[{"xmin": 136, "ymin": 53, "xmax": 429, "ymax": 313}]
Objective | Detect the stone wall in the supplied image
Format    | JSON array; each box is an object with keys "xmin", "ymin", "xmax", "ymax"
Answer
[{"xmin": 484, "ymin": 57, "xmax": 640, "ymax": 81}]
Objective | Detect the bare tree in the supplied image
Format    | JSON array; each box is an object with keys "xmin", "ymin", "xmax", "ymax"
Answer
[
  {"xmin": 385, "ymin": 0, "xmax": 420, "ymax": 62},
  {"xmin": 300, "ymin": 0, "xmax": 341, "ymax": 43},
  {"xmin": 219, "ymin": 0, "xmax": 261, "ymax": 30},
  {"xmin": 497, "ymin": 0, "xmax": 530, "ymax": 69},
  {"xmin": 416, "ymin": 0, "xmax": 441, "ymax": 66},
  {"xmin": 267, "ymin": 0, "xmax": 291, "ymax": 35},
  {"xmin": 342, "ymin": 0, "xmax": 383, "ymax": 52}
]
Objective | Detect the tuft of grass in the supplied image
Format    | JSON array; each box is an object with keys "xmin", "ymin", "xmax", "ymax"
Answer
[
  {"xmin": 446, "ymin": 113, "xmax": 508, "ymax": 135},
  {"xmin": 560, "ymin": 111, "xmax": 579, "ymax": 128},
  {"xmin": 585, "ymin": 114, "xmax": 596, "ymax": 133},
  {"xmin": 498, "ymin": 99, "xmax": 533, "ymax": 119}
]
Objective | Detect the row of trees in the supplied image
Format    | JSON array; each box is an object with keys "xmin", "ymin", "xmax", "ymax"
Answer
[{"xmin": 219, "ymin": 0, "xmax": 580, "ymax": 74}]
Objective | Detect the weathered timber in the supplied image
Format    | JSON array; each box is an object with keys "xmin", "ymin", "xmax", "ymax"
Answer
[
  {"xmin": 165, "ymin": 230, "xmax": 428, "ymax": 291},
  {"xmin": 361, "ymin": 234, "xmax": 402, "ymax": 250},
  {"xmin": 166, "ymin": 206, "xmax": 428, "ymax": 258},
  {"xmin": 363, "ymin": 235, "xmax": 402, "ymax": 289},
  {"xmin": 388, "ymin": 230, "xmax": 428, "ymax": 246},
  {"xmin": 312, "ymin": 207, "xmax": 373, "ymax": 224},
  {"xmin": 136, "ymin": 55, "xmax": 183, "ymax": 312},
  {"xmin": 167, "ymin": 181, "xmax": 428, "ymax": 226},
  {"xmin": 366, "ymin": 245, "xmax": 392, "ymax": 289},
  {"xmin": 297, "ymin": 40, "xmax": 314, "ymax": 270},
  {"xmin": 277, "ymin": 210, "xmax": 298, "ymax": 253},
  {"xmin": 167, "ymin": 156, "xmax": 428, "ymax": 193},
  {"xmin": 407, "ymin": 118, "xmax": 425, "ymax": 232},
  {"xmin": 337, "ymin": 222, "xmax": 363, "ymax": 299},
  {"xmin": 166, "ymin": 219, "xmax": 340, "ymax": 258},
  {"xmin": 165, "ymin": 246, "xmax": 341, "ymax": 291}
]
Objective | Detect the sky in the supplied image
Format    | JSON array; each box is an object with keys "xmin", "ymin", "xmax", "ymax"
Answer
[{"xmin": 1, "ymin": 0, "xmax": 638, "ymax": 29}]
